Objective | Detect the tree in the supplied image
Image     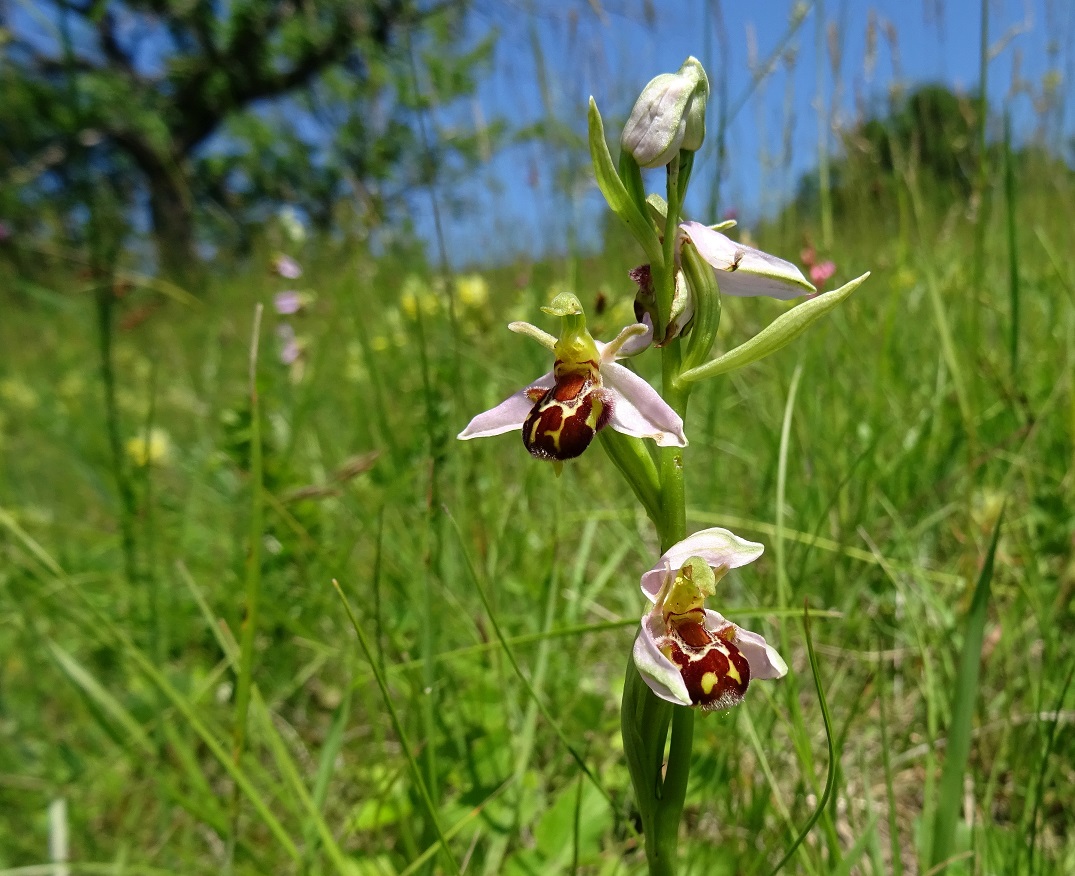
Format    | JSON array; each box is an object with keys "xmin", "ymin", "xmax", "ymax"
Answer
[{"xmin": 0, "ymin": 0, "xmax": 494, "ymax": 277}]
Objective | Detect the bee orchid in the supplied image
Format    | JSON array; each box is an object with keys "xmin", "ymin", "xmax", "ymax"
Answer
[
  {"xmin": 633, "ymin": 528, "xmax": 787, "ymax": 710},
  {"xmin": 457, "ymin": 293, "xmax": 686, "ymax": 462}
]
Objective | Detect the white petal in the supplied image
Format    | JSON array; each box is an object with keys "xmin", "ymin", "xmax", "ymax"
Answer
[
  {"xmin": 640, "ymin": 527, "xmax": 764, "ymax": 600},
  {"xmin": 601, "ymin": 361, "xmax": 687, "ymax": 447},
  {"xmin": 705, "ymin": 610, "xmax": 788, "ymax": 680},
  {"xmin": 680, "ymin": 221, "xmax": 814, "ymax": 300},
  {"xmin": 457, "ymin": 373, "xmax": 553, "ymax": 440},
  {"xmin": 633, "ymin": 614, "xmax": 692, "ymax": 707}
]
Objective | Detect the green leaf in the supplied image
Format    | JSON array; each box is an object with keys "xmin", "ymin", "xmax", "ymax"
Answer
[
  {"xmin": 598, "ymin": 429, "xmax": 660, "ymax": 524},
  {"xmin": 929, "ymin": 508, "xmax": 1004, "ymax": 870},
  {"xmin": 46, "ymin": 639, "xmax": 154, "ymax": 756},
  {"xmin": 587, "ymin": 98, "xmax": 664, "ymax": 267},
  {"xmin": 680, "ymin": 240, "xmax": 722, "ymax": 374},
  {"xmin": 678, "ymin": 272, "xmax": 870, "ymax": 383}
]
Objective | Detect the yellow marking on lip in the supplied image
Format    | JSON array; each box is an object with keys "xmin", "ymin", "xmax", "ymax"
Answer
[
  {"xmin": 723, "ymin": 647, "xmax": 742, "ymax": 684},
  {"xmin": 700, "ymin": 672, "xmax": 718, "ymax": 695}
]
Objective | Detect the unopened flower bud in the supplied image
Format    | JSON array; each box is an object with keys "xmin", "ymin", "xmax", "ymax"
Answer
[{"xmin": 621, "ymin": 57, "xmax": 710, "ymax": 169}]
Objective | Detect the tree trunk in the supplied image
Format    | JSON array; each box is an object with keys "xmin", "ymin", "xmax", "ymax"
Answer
[{"xmin": 145, "ymin": 160, "xmax": 198, "ymax": 284}]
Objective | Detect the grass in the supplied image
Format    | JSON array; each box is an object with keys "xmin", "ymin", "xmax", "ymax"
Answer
[{"xmin": 1, "ymin": 153, "xmax": 1074, "ymax": 876}]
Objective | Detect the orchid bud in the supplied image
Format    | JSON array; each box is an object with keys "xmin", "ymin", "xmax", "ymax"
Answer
[{"xmin": 621, "ymin": 57, "xmax": 710, "ymax": 169}]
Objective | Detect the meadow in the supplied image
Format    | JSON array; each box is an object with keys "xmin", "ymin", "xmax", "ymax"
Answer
[{"xmin": 3, "ymin": 75, "xmax": 1075, "ymax": 876}]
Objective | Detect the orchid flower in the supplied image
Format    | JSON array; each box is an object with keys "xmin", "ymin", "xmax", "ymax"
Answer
[
  {"xmin": 677, "ymin": 221, "xmax": 814, "ymax": 301},
  {"xmin": 632, "ymin": 528, "xmax": 787, "ymax": 710},
  {"xmin": 630, "ymin": 219, "xmax": 815, "ymax": 345},
  {"xmin": 457, "ymin": 292, "xmax": 686, "ymax": 462}
]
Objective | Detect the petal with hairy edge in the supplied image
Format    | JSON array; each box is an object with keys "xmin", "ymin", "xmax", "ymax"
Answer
[
  {"xmin": 680, "ymin": 221, "xmax": 814, "ymax": 300},
  {"xmin": 601, "ymin": 361, "xmax": 687, "ymax": 447},
  {"xmin": 640, "ymin": 527, "xmax": 764, "ymax": 600},
  {"xmin": 457, "ymin": 373, "xmax": 554, "ymax": 440},
  {"xmin": 633, "ymin": 614, "xmax": 692, "ymax": 707},
  {"xmin": 706, "ymin": 610, "xmax": 788, "ymax": 679}
]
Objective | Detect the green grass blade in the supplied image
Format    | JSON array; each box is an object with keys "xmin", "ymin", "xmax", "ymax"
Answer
[
  {"xmin": 232, "ymin": 303, "xmax": 265, "ymax": 765},
  {"xmin": 45, "ymin": 638, "xmax": 155, "ymax": 756},
  {"xmin": 1003, "ymin": 111, "xmax": 1020, "ymax": 378},
  {"xmin": 830, "ymin": 814, "xmax": 878, "ymax": 876},
  {"xmin": 304, "ymin": 685, "xmax": 353, "ymax": 862},
  {"xmin": 443, "ymin": 508, "xmax": 617, "ymax": 811},
  {"xmin": 397, "ymin": 779, "xmax": 514, "ymax": 876},
  {"xmin": 877, "ymin": 649, "xmax": 904, "ymax": 876},
  {"xmin": 88, "ymin": 603, "xmax": 299, "ymax": 860},
  {"xmin": 1025, "ymin": 655, "xmax": 1075, "ymax": 875},
  {"xmin": 767, "ymin": 602, "xmax": 837, "ymax": 876},
  {"xmin": 928, "ymin": 507, "xmax": 1004, "ymax": 869},
  {"xmin": 332, "ymin": 579, "xmax": 461, "ymax": 876},
  {"xmin": 178, "ymin": 561, "xmax": 350, "ymax": 871}
]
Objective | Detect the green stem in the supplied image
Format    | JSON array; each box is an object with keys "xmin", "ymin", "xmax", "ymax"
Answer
[
  {"xmin": 658, "ymin": 340, "xmax": 689, "ymax": 551},
  {"xmin": 649, "ymin": 706, "xmax": 695, "ymax": 876},
  {"xmin": 229, "ymin": 306, "xmax": 264, "ymax": 865},
  {"xmin": 618, "ymin": 147, "xmax": 697, "ymax": 876},
  {"xmin": 655, "ymin": 156, "xmax": 682, "ymax": 337},
  {"xmin": 94, "ymin": 287, "xmax": 139, "ymax": 591},
  {"xmin": 640, "ymin": 156, "xmax": 696, "ymax": 876}
]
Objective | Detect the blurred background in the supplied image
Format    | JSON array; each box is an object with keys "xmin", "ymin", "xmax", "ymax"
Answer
[{"xmin": 2, "ymin": 1, "xmax": 1074, "ymax": 874}]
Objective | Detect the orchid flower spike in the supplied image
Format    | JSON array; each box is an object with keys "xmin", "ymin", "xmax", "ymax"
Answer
[
  {"xmin": 633, "ymin": 528, "xmax": 787, "ymax": 710},
  {"xmin": 457, "ymin": 292, "xmax": 686, "ymax": 463}
]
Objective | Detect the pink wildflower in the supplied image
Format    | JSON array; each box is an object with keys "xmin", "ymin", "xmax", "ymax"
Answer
[
  {"xmin": 274, "ymin": 291, "xmax": 303, "ymax": 315},
  {"xmin": 810, "ymin": 261, "xmax": 836, "ymax": 288},
  {"xmin": 272, "ymin": 254, "xmax": 302, "ymax": 280}
]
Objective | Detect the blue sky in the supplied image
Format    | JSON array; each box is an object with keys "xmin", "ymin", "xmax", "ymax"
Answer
[
  {"xmin": 417, "ymin": 0, "xmax": 1075, "ymax": 265},
  {"xmin": 10, "ymin": 0, "xmax": 1074, "ymax": 266}
]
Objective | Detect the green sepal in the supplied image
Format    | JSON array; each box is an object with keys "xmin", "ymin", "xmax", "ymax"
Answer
[
  {"xmin": 598, "ymin": 429, "xmax": 660, "ymax": 526},
  {"xmin": 645, "ymin": 194, "xmax": 667, "ymax": 223},
  {"xmin": 588, "ymin": 98, "xmax": 664, "ymax": 267},
  {"xmin": 618, "ymin": 150, "xmax": 651, "ymax": 231},
  {"xmin": 678, "ymin": 272, "xmax": 871, "ymax": 383},
  {"xmin": 680, "ymin": 239, "xmax": 721, "ymax": 373}
]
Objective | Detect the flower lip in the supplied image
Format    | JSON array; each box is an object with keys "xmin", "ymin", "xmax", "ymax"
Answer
[
  {"xmin": 634, "ymin": 607, "xmax": 787, "ymax": 710},
  {"xmin": 640, "ymin": 527, "xmax": 764, "ymax": 601}
]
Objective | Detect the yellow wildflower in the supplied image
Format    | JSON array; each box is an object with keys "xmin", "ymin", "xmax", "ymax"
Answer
[
  {"xmin": 456, "ymin": 274, "xmax": 489, "ymax": 309},
  {"xmin": 125, "ymin": 427, "xmax": 172, "ymax": 466}
]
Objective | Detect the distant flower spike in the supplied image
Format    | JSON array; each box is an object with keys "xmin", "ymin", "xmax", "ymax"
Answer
[{"xmin": 272, "ymin": 254, "xmax": 302, "ymax": 280}]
